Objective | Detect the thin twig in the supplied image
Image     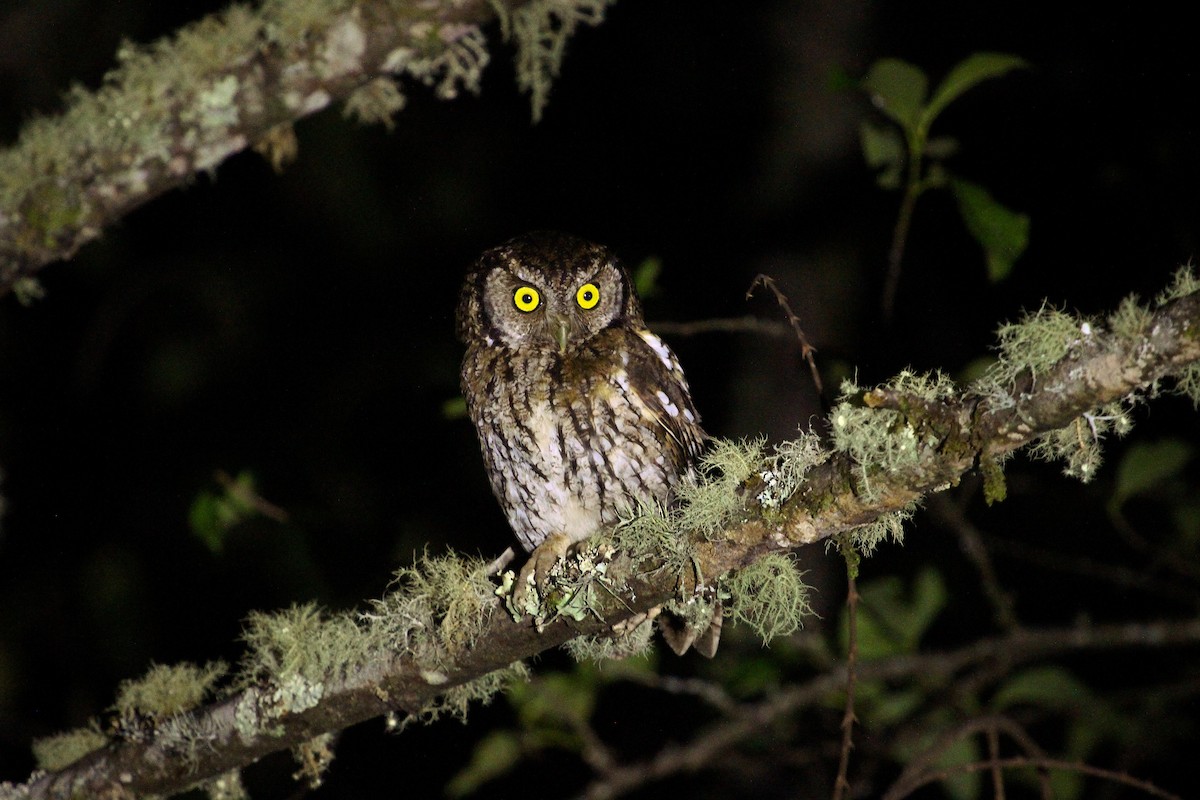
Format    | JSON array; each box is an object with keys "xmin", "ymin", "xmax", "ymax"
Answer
[
  {"xmin": 928, "ymin": 494, "xmax": 1017, "ymax": 630},
  {"xmin": 887, "ymin": 715, "xmax": 1054, "ymax": 800},
  {"xmin": 745, "ymin": 274, "xmax": 824, "ymax": 395},
  {"xmin": 618, "ymin": 673, "xmax": 739, "ymax": 715},
  {"xmin": 889, "ymin": 756, "xmax": 1182, "ymax": 800},
  {"xmin": 650, "ymin": 316, "xmax": 794, "ymax": 339},
  {"xmin": 831, "ymin": 562, "xmax": 860, "ymax": 800},
  {"xmin": 215, "ymin": 469, "xmax": 290, "ymax": 523},
  {"xmin": 983, "ymin": 534, "xmax": 1200, "ymax": 606},
  {"xmin": 583, "ymin": 620, "xmax": 1200, "ymax": 800},
  {"xmin": 881, "ymin": 178, "xmax": 922, "ymax": 321},
  {"xmin": 986, "ymin": 724, "xmax": 1005, "ymax": 800}
]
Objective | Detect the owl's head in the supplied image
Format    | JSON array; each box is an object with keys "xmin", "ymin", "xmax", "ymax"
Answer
[{"xmin": 457, "ymin": 232, "xmax": 645, "ymax": 352}]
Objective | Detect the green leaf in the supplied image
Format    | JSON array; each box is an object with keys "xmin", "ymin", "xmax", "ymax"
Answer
[
  {"xmin": 950, "ymin": 176, "xmax": 1029, "ymax": 282},
  {"xmin": 1111, "ymin": 439, "xmax": 1194, "ymax": 508},
  {"xmin": 859, "ymin": 121, "xmax": 906, "ymax": 189},
  {"xmin": 992, "ymin": 666, "xmax": 1091, "ymax": 710},
  {"xmin": 445, "ymin": 731, "xmax": 523, "ymax": 798},
  {"xmin": 724, "ymin": 655, "xmax": 783, "ymax": 698},
  {"xmin": 186, "ymin": 470, "xmax": 270, "ymax": 553},
  {"xmin": 844, "ymin": 567, "xmax": 948, "ymax": 659},
  {"xmin": 866, "ymin": 687, "xmax": 924, "ymax": 727},
  {"xmin": 517, "ymin": 673, "xmax": 596, "ymax": 729},
  {"xmin": 188, "ymin": 492, "xmax": 226, "ymax": 554},
  {"xmin": 1172, "ymin": 502, "xmax": 1200, "ymax": 546},
  {"xmin": 861, "ymin": 58, "xmax": 928, "ymax": 132},
  {"xmin": 922, "ymin": 52, "xmax": 1027, "ymax": 130},
  {"xmin": 938, "ymin": 735, "xmax": 983, "ymax": 800},
  {"xmin": 441, "ymin": 395, "xmax": 468, "ymax": 420},
  {"xmin": 890, "ymin": 708, "xmax": 982, "ymax": 800},
  {"xmin": 632, "ymin": 256, "xmax": 662, "ymax": 299}
]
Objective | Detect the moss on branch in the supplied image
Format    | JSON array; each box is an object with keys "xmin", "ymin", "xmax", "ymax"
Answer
[{"xmin": 0, "ymin": 0, "xmax": 615, "ymax": 297}]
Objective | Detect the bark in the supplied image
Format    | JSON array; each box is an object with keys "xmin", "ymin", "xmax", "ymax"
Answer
[{"xmin": 0, "ymin": 0, "xmax": 522, "ymax": 296}]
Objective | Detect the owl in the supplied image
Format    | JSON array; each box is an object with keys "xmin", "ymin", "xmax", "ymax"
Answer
[{"xmin": 457, "ymin": 231, "xmax": 707, "ymax": 632}]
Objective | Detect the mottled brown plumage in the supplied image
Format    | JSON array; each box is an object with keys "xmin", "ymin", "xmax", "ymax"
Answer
[{"xmin": 457, "ymin": 232, "xmax": 704, "ymax": 562}]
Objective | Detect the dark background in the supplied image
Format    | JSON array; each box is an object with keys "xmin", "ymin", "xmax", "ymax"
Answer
[{"xmin": 1, "ymin": 1, "xmax": 1198, "ymax": 797}]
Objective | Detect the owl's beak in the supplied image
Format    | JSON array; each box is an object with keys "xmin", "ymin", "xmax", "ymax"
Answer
[{"xmin": 547, "ymin": 313, "xmax": 572, "ymax": 353}]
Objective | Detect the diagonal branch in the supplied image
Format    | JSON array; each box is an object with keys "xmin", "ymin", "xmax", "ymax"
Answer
[
  {"xmin": 0, "ymin": 0, "xmax": 542, "ymax": 296},
  {"xmin": 11, "ymin": 288, "xmax": 1200, "ymax": 799}
]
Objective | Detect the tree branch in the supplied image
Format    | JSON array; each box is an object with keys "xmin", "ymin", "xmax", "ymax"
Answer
[
  {"xmin": 0, "ymin": 0, "xmax": 541, "ymax": 296},
  {"xmin": 10, "ymin": 287, "xmax": 1200, "ymax": 798},
  {"xmin": 584, "ymin": 620, "xmax": 1200, "ymax": 800}
]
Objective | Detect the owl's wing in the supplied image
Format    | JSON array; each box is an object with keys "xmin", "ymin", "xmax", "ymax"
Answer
[{"xmin": 623, "ymin": 329, "xmax": 706, "ymax": 463}]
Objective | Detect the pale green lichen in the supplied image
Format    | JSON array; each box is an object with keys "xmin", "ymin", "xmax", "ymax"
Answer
[
  {"xmin": 831, "ymin": 371, "xmax": 955, "ymax": 499},
  {"xmin": 678, "ymin": 437, "xmax": 766, "ymax": 537},
  {"xmin": 158, "ymin": 708, "xmax": 232, "ymax": 770},
  {"xmin": 1174, "ymin": 364, "xmax": 1200, "ymax": 409},
  {"xmin": 12, "ymin": 277, "xmax": 46, "ymax": 306},
  {"xmin": 202, "ymin": 769, "xmax": 249, "ymax": 800},
  {"xmin": 365, "ymin": 552, "xmax": 497, "ymax": 662},
  {"xmin": 563, "ymin": 617, "xmax": 656, "ymax": 662},
  {"xmin": 260, "ymin": 0, "xmax": 356, "ymax": 44},
  {"xmin": 319, "ymin": 13, "xmax": 368, "ymax": 79},
  {"xmin": 31, "ymin": 723, "xmax": 108, "ymax": 771},
  {"xmin": 970, "ymin": 304, "xmax": 1094, "ymax": 415},
  {"xmin": 994, "ymin": 303, "xmax": 1090, "ymax": 381},
  {"xmin": 766, "ymin": 430, "xmax": 827, "ymax": 501},
  {"xmin": 113, "ymin": 660, "xmax": 228, "ymax": 719},
  {"xmin": 722, "ymin": 553, "xmax": 813, "ymax": 644},
  {"xmin": 406, "ymin": 27, "xmax": 490, "ymax": 100},
  {"xmin": 344, "ymin": 77, "xmax": 408, "ymax": 128},
  {"xmin": 1155, "ymin": 264, "xmax": 1200, "ymax": 306},
  {"xmin": 961, "ymin": 300, "xmax": 1139, "ymax": 482},
  {"xmin": 292, "ymin": 732, "xmax": 336, "ymax": 789},
  {"xmin": 1155, "ymin": 266, "xmax": 1200, "ymax": 408},
  {"xmin": 196, "ymin": 75, "xmax": 242, "ymax": 129},
  {"xmin": 611, "ymin": 498, "xmax": 693, "ymax": 579},
  {"xmin": 397, "ymin": 661, "xmax": 530, "ymax": 731},
  {"xmin": 506, "ymin": 0, "xmax": 614, "ymax": 121},
  {"xmin": 1107, "ymin": 294, "xmax": 1153, "ymax": 341},
  {"xmin": 612, "ymin": 437, "xmax": 766, "ymax": 579},
  {"xmin": 1026, "ymin": 401, "xmax": 1133, "ymax": 482},
  {"xmin": 238, "ymin": 602, "xmax": 366, "ymax": 689},
  {"xmin": 849, "ymin": 505, "xmax": 913, "ymax": 554}
]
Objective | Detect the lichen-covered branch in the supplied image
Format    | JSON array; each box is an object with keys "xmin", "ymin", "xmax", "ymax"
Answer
[
  {"xmin": 7, "ymin": 282, "xmax": 1199, "ymax": 799},
  {"xmin": 0, "ymin": 0, "xmax": 613, "ymax": 298}
]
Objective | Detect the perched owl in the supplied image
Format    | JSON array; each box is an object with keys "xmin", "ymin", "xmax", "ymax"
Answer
[{"xmin": 457, "ymin": 232, "xmax": 707, "ymax": 630}]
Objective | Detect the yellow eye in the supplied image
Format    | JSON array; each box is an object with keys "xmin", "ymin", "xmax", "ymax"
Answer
[
  {"xmin": 513, "ymin": 286, "xmax": 540, "ymax": 313},
  {"xmin": 576, "ymin": 282, "xmax": 601, "ymax": 310}
]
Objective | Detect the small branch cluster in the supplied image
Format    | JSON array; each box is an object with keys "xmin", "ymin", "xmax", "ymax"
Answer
[{"xmin": 572, "ymin": 620, "xmax": 1200, "ymax": 800}]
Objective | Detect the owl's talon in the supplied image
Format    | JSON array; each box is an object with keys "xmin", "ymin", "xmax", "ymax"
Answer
[{"xmin": 513, "ymin": 532, "xmax": 572, "ymax": 611}]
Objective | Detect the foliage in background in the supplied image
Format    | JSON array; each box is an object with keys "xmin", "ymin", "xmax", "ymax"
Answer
[{"xmin": 860, "ymin": 54, "xmax": 1029, "ymax": 314}]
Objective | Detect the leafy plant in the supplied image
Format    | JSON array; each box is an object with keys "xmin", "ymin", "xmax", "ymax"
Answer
[{"xmin": 860, "ymin": 53, "xmax": 1029, "ymax": 314}]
